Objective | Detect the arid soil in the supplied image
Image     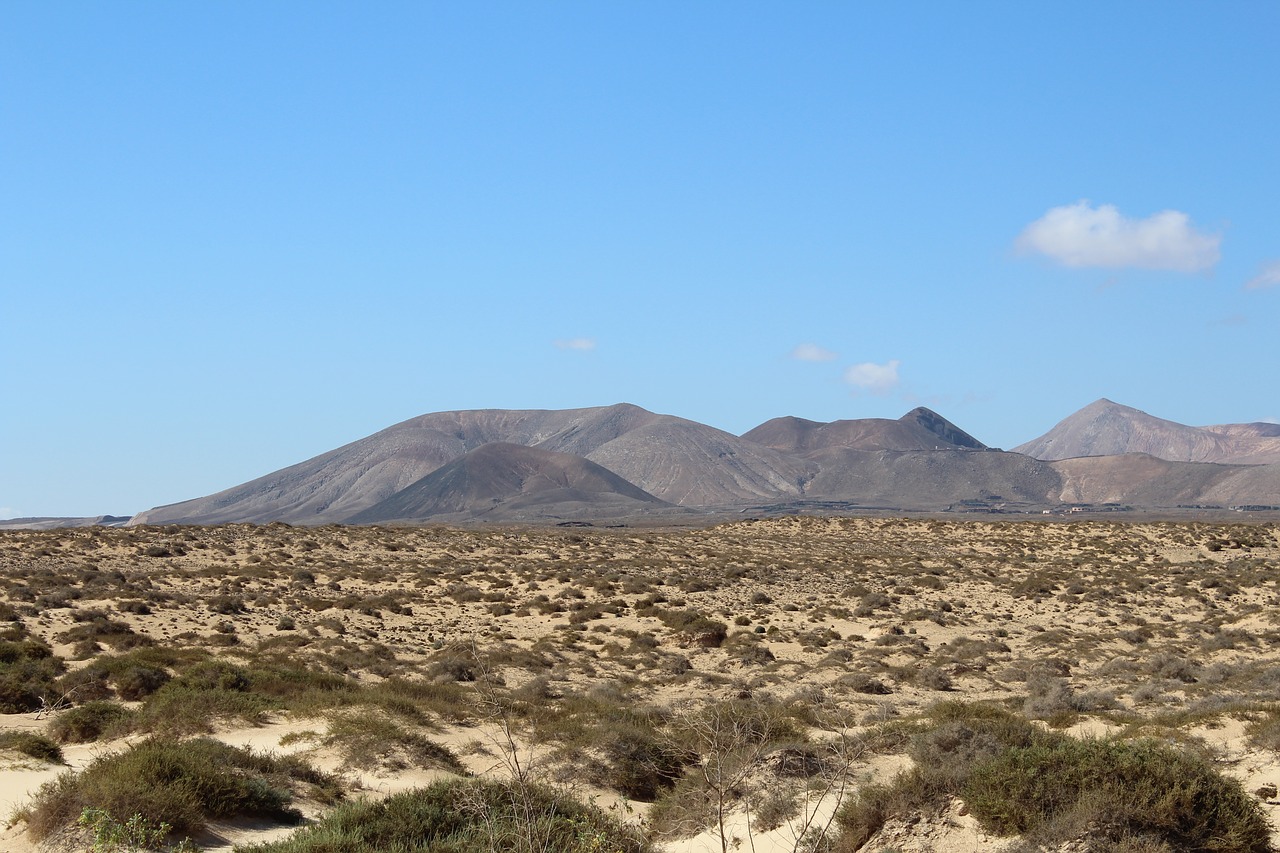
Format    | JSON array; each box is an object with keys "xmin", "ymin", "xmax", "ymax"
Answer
[{"xmin": 1, "ymin": 517, "xmax": 1278, "ymax": 851}]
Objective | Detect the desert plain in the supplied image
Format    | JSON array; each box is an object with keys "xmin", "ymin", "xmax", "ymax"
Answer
[{"xmin": 1, "ymin": 515, "xmax": 1279, "ymax": 852}]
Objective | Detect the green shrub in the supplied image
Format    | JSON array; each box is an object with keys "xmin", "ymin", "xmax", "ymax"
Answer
[
  {"xmin": 56, "ymin": 616, "xmax": 153, "ymax": 651},
  {"xmin": 48, "ymin": 701, "xmax": 135, "ymax": 744},
  {"xmin": 129, "ymin": 660, "xmax": 275, "ymax": 735},
  {"xmin": 680, "ymin": 698, "xmax": 804, "ymax": 749},
  {"xmin": 113, "ymin": 665, "xmax": 172, "ymax": 700},
  {"xmin": 597, "ymin": 725, "xmax": 687, "ymax": 801},
  {"xmin": 235, "ymin": 778, "xmax": 652, "ymax": 853},
  {"xmin": 0, "ymin": 632, "xmax": 66, "ymax": 713},
  {"xmin": 833, "ymin": 703, "xmax": 1272, "ymax": 853},
  {"xmin": 834, "ymin": 765, "xmax": 952, "ymax": 852},
  {"xmin": 323, "ymin": 714, "xmax": 464, "ymax": 774},
  {"xmin": 76, "ymin": 807, "xmax": 198, "ymax": 853},
  {"xmin": 174, "ymin": 659, "xmax": 251, "ymax": 692},
  {"xmin": 0, "ymin": 731, "xmax": 64, "ymax": 763},
  {"xmin": 57, "ymin": 648, "xmax": 190, "ymax": 703},
  {"xmin": 965, "ymin": 736, "xmax": 1271, "ymax": 851},
  {"xmin": 20, "ymin": 737, "xmax": 329, "ymax": 841},
  {"xmin": 1246, "ymin": 710, "xmax": 1280, "ymax": 752},
  {"xmin": 656, "ymin": 609, "xmax": 728, "ymax": 648}
]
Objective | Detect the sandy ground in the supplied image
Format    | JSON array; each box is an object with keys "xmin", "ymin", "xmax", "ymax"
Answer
[{"xmin": 0, "ymin": 517, "xmax": 1278, "ymax": 851}]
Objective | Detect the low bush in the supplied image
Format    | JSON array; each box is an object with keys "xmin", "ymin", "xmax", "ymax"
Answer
[
  {"xmin": 1023, "ymin": 675, "xmax": 1118, "ymax": 723},
  {"xmin": 596, "ymin": 725, "xmax": 688, "ymax": 801},
  {"xmin": 56, "ymin": 616, "xmax": 153, "ymax": 651},
  {"xmin": 0, "ymin": 731, "xmax": 64, "ymax": 763},
  {"xmin": 48, "ymin": 701, "xmax": 135, "ymax": 744},
  {"xmin": 838, "ymin": 672, "xmax": 893, "ymax": 695},
  {"xmin": 1245, "ymin": 710, "xmax": 1280, "ymax": 752},
  {"xmin": 56, "ymin": 648, "xmax": 190, "ymax": 703},
  {"xmin": 129, "ymin": 660, "xmax": 279, "ymax": 735},
  {"xmin": 655, "ymin": 608, "xmax": 728, "ymax": 648},
  {"xmin": 21, "ymin": 737, "xmax": 332, "ymax": 841},
  {"xmin": 76, "ymin": 807, "xmax": 199, "ymax": 852},
  {"xmin": 679, "ymin": 698, "xmax": 804, "ymax": 750},
  {"xmin": 966, "ymin": 737, "xmax": 1271, "ymax": 851},
  {"xmin": 234, "ymin": 778, "xmax": 653, "ymax": 853},
  {"xmin": 0, "ymin": 630, "xmax": 65, "ymax": 713},
  {"xmin": 833, "ymin": 703, "xmax": 1271, "ymax": 853},
  {"xmin": 323, "ymin": 714, "xmax": 464, "ymax": 774}
]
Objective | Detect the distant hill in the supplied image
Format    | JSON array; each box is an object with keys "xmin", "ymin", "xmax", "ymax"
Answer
[
  {"xmin": 128, "ymin": 405, "xmax": 655, "ymax": 525},
  {"xmin": 742, "ymin": 407, "xmax": 985, "ymax": 454},
  {"xmin": 1201, "ymin": 422, "xmax": 1280, "ymax": 441},
  {"xmin": 801, "ymin": 448, "xmax": 1060, "ymax": 508},
  {"xmin": 347, "ymin": 443, "xmax": 669, "ymax": 524},
  {"xmin": 1051, "ymin": 454, "xmax": 1280, "ymax": 507},
  {"xmin": 1051, "ymin": 454, "xmax": 1240, "ymax": 505},
  {"xmin": 131, "ymin": 403, "xmax": 809, "ymax": 525},
  {"xmin": 583, "ymin": 418, "xmax": 812, "ymax": 506},
  {"xmin": 0, "ymin": 515, "xmax": 130, "ymax": 531},
  {"xmin": 1015, "ymin": 399, "xmax": 1280, "ymax": 464},
  {"xmin": 123, "ymin": 400, "xmax": 1280, "ymax": 526}
]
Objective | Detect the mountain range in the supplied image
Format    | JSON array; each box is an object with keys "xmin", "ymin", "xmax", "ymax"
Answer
[{"xmin": 117, "ymin": 398, "xmax": 1280, "ymax": 526}]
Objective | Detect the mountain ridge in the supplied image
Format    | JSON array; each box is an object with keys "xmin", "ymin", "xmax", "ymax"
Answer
[
  {"xmin": 114, "ymin": 399, "xmax": 1280, "ymax": 526},
  {"xmin": 1014, "ymin": 399, "xmax": 1280, "ymax": 465},
  {"xmin": 346, "ymin": 442, "xmax": 670, "ymax": 524}
]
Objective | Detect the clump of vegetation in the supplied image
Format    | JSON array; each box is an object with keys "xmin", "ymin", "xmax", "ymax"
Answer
[
  {"xmin": 76, "ymin": 808, "xmax": 198, "ymax": 853},
  {"xmin": 966, "ymin": 736, "xmax": 1270, "ymax": 851},
  {"xmin": 595, "ymin": 724, "xmax": 688, "ymax": 801},
  {"xmin": 47, "ymin": 700, "xmax": 135, "ymax": 744},
  {"xmin": 129, "ymin": 664, "xmax": 277, "ymax": 735},
  {"xmin": 0, "ymin": 625, "xmax": 65, "ymax": 713},
  {"xmin": 20, "ymin": 737, "xmax": 336, "ymax": 842},
  {"xmin": 323, "ymin": 713, "xmax": 464, "ymax": 774},
  {"xmin": 834, "ymin": 703, "xmax": 1272, "ymax": 853},
  {"xmin": 648, "ymin": 698, "xmax": 807, "ymax": 840},
  {"xmin": 653, "ymin": 608, "xmax": 728, "ymax": 648},
  {"xmin": 0, "ymin": 730, "xmax": 64, "ymax": 763},
  {"xmin": 57, "ymin": 613, "xmax": 153, "ymax": 653},
  {"xmin": 235, "ymin": 778, "xmax": 653, "ymax": 853}
]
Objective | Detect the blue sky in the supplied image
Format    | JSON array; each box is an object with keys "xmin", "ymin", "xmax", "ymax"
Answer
[{"xmin": 3, "ymin": 2, "xmax": 1277, "ymax": 518}]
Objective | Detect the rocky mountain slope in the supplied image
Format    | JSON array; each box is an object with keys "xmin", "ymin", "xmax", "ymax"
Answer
[
  {"xmin": 742, "ymin": 407, "xmax": 985, "ymax": 454},
  {"xmin": 1015, "ymin": 398, "xmax": 1280, "ymax": 464},
  {"xmin": 130, "ymin": 404, "xmax": 810, "ymax": 525},
  {"xmin": 125, "ymin": 400, "xmax": 1280, "ymax": 526},
  {"xmin": 802, "ymin": 448, "xmax": 1060, "ymax": 508},
  {"xmin": 345, "ymin": 443, "xmax": 670, "ymax": 524}
]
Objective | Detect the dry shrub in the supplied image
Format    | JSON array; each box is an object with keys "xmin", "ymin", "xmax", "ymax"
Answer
[
  {"xmin": 833, "ymin": 703, "xmax": 1271, "ymax": 853},
  {"xmin": 21, "ymin": 737, "xmax": 323, "ymax": 841}
]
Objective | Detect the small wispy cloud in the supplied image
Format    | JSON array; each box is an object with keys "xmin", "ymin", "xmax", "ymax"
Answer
[
  {"xmin": 1245, "ymin": 259, "xmax": 1280, "ymax": 291},
  {"xmin": 0, "ymin": 507, "xmax": 21, "ymax": 520},
  {"xmin": 1016, "ymin": 201, "xmax": 1220, "ymax": 273},
  {"xmin": 844, "ymin": 359, "xmax": 900, "ymax": 394},
  {"xmin": 789, "ymin": 343, "xmax": 837, "ymax": 362},
  {"xmin": 1212, "ymin": 314, "xmax": 1248, "ymax": 328},
  {"xmin": 553, "ymin": 338, "xmax": 597, "ymax": 352}
]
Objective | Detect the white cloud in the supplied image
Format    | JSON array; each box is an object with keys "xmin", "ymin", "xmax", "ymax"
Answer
[
  {"xmin": 0, "ymin": 507, "xmax": 21, "ymax": 520},
  {"xmin": 1015, "ymin": 201, "xmax": 1221, "ymax": 272},
  {"xmin": 1245, "ymin": 259, "xmax": 1280, "ymax": 290},
  {"xmin": 789, "ymin": 343, "xmax": 837, "ymax": 362},
  {"xmin": 844, "ymin": 359, "xmax": 900, "ymax": 394},
  {"xmin": 553, "ymin": 338, "xmax": 597, "ymax": 352}
]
